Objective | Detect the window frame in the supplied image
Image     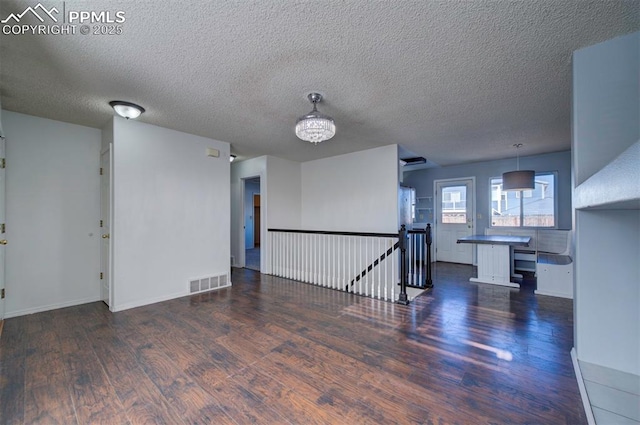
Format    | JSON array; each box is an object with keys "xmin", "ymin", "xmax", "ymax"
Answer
[{"xmin": 489, "ymin": 171, "xmax": 558, "ymax": 229}]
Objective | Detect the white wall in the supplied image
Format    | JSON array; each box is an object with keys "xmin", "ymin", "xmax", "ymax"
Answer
[
  {"xmin": 3, "ymin": 111, "xmax": 101, "ymax": 317},
  {"xmin": 575, "ymin": 210, "xmax": 639, "ymax": 374},
  {"xmin": 111, "ymin": 118, "xmax": 230, "ymax": 311},
  {"xmin": 266, "ymin": 156, "xmax": 301, "ymax": 229},
  {"xmin": 572, "ymin": 32, "xmax": 640, "ymax": 376},
  {"xmin": 301, "ymin": 144, "xmax": 399, "ymax": 233},
  {"xmin": 573, "ymin": 32, "xmax": 639, "ymax": 186}
]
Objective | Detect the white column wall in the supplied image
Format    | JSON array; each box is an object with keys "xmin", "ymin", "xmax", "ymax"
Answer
[
  {"xmin": 266, "ymin": 156, "xmax": 302, "ymax": 229},
  {"xmin": 3, "ymin": 111, "xmax": 101, "ymax": 317},
  {"xmin": 301, "ymin": 144, "xmax": 399, "ymax": 233},
  {"xmin": 575, "ymin": 210, "xmax": 639, "ymax": 374},
  {"xmin": 111, "ymin": 118, "xmax": 230, "ymax": 311},
  {"xmin": 572, "ymin": 32, "xmax": 640, "ymax": 375}
]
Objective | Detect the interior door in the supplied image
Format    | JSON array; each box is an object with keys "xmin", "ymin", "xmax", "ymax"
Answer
[
  {"xmin": 100, "ymin": 149, "xmax": 111, "ymax": 306},
  {"xmin": 435, "ymin": 179, "xmax": 474, "ymax": 264},
  {"xmin": 0, "ymin": 136, "xmax": 5, "ymax": 320}
]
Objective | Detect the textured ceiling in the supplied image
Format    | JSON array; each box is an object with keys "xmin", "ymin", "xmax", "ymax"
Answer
[{"xmin": 1, "ymin": 1, "xmax": 638, "ymax": 165}]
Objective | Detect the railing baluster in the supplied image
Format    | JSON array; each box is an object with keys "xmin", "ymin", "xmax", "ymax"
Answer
[
  {"xmin": 332, "ymin": 235, "xmax": 336, "ymax": 289},
  {"xmin": 266, "ymin": 228, "xmax": 425, "ymax": 304},
  {"xmin": 303, "ymin": 233, "xmax": 307, "ymax": 283},
  {"xmin": 298, "ymin": 232, "xmax": 302, "ymax": 281},
  {"xmin": 323, "ymin": 234, "xmax": 328, "ymax": 287},
  {"xmin": 426, "ymin": 223, "xmax": 432, "ymax": 288},
  {"xmin": 383, "ymin": 238, "xmax": 388, "ymax": 300},
  {"xmin": 398, "ymin": 225, "xmax": 409, "ymax": 305},
  {"xmin": 339, "ymin": 235, "xmax": 343, "ymax": 290},
  {"xmin": 391, "ymin": 237, "xmax": 396, "ymax": 301},
  {"xmin": 377, "ymin": 238, "xmax": 381, "ymax": 299},
  {"xmin": 311, "ymin": 233, "xmax": 316, "ymax": 285},
  {"xmin": 417, "ymin": 233, "xmax": 422, "ymax": 287}
]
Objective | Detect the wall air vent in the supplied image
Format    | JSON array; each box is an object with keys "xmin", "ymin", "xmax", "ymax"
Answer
[{"xmin": 189, "ymin": 273, "xmax": 231, "ymax": 295}]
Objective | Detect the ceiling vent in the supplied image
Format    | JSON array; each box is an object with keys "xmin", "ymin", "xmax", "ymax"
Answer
[{"xmin": 400, "ymin": 157, "xmax": 427, "ymax": 166}]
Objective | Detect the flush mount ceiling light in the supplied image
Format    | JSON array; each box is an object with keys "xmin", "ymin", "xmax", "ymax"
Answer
[
  {"xmin": 502, "ymin": 143, "xmax": 535, "ymax": 191},
  {"xmin": 295, "ymin": 93, "xmax": 335, "ymax": 144},
  {"xmin": 109, "ymin": 100, "xmax": 145, "ymax": 119}
]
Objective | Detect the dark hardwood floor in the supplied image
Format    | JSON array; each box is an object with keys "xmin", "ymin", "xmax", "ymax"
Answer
[{"xmin": 0, "ymin": 262, "xmax": 586, "ymax": 424}]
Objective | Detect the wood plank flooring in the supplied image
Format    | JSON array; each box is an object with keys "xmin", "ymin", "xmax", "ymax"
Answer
[{"xmin": 0, "ymin": 262, "xmax": 586, "ymax": 424}]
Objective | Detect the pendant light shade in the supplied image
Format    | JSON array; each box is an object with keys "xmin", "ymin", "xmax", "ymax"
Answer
[
  {"xmin": 502, "ymin": 170, "xmax": 535, "ymax": 191},
  {"xmin": 295, "ymin": 93, "xmax": 335, "ymax": 144},
  {"xmin": 502, "ymin": 143, "xmax": 535, "ymax": 191}
]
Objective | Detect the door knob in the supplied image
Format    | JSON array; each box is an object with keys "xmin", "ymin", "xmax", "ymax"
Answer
[
  {"xmin": 0, "ymin": 239, "xmax": 6, "ymax": 245},
  {"xmin": 102, "ymin": 234, "xmax": 110, "ymax": 239}
]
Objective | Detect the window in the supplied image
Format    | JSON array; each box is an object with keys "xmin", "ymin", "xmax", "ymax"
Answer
[
  {"xmin": 441, "ymin": 185, "xmax": 467, "ymax": 223},
  {"xmin": 490, "ymin": 173, "xmax": 556, "ymax": 227}
]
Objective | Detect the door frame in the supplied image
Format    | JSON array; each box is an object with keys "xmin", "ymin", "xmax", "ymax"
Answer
[
  {"xmin": 433, "ymin": 176, "xmax": 476, "ymax": 264},
  {"xmin": 239, "ymin": 176, "xmax": 263, "ymax": 271},
  {"xmin": 100, "ymin": 145, "xmax": 114, "ymax": 309},
  {"xmin": 0, "ymin": 135, "xmax": 5, "ymax": 322}
]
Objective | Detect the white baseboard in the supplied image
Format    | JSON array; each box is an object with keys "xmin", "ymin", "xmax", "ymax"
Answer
[
  {"xmin": 111, "ymin": 290, "xmax": 189, "ymax": 312},
  {"xmin": 535, "ymin": 289, "xmax": 573, "ymax": 299},
  {"xmin": 111, "ymin": 283, "xmax": 232, "ymax": 313},
  {"xmin": 572, "ymin": 347, "xmax": 596, "ymax": 425},
  {"xmin": 4, "ymin": 295, "xmax": 102, "ymax": 318}
]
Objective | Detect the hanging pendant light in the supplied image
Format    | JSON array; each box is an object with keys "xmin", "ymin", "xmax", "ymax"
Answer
[
  {"xmin": 295, "ymin": 93, "xmax": 335, "ymax": 144},
  {"xmin": 502, "ymin": 143, "xmax": 535, "ymax": 191}
]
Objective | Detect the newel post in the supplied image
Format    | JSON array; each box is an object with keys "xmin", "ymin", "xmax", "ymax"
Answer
[
  {"xmin": 425, "ymin": 223, "xmax": 433, "ymax": 288},
  {"xmin": 397, "ymin": 224, "xmax": 410, "ymax": 305}
]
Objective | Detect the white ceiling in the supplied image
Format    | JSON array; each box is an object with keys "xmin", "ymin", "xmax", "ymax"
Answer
[{"xmin": 1, "ymin": 1, "xmax": 637, "ymax": 165}]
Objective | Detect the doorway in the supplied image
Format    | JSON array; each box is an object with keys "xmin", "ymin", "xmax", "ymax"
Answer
[
  {"xmin": 100, "ymin": 148, "xmax": 111, "ymax": 306},
  {"xmin": 243, "ymin": 177, "xmax": 261, "ymax": 271},
  {"xmin": 435, "ymin": 178, "xmax": 475, "ymax": 264},
  {"xmin": 0, "ymin": 135, "xmax": 6, "ymax": 323}
]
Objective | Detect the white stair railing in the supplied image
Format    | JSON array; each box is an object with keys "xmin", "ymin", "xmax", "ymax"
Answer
[{"xmin": 268, "ymin": 229, "xmax": 399, "ymax": 301}]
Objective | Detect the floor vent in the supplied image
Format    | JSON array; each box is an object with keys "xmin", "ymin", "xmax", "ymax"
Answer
[{"xmin": 189, "ymin": 273, "xmax": 231, "ymax": 294}]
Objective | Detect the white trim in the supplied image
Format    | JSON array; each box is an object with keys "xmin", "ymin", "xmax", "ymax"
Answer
[
  {"xmin": 111, "ymin": 290, "xmax": 189, "ymax": 312},
  {"xmin": 534, "ymin": 289, "xmax": 573, "ymax": 299},
  {"xmin": 571, "ymin": 347, "xmax": 596, "ymax": 425},
  {"xmin": 4, "ymin": 296, "xmax": 102, "ymax": 318},
  {"xmin": 489, "ymin": 171, "xmax": 559, "ymax": 230},
  {"xmin": 240, "ymin": 175, "xmax": 260, "ymax": 267}
]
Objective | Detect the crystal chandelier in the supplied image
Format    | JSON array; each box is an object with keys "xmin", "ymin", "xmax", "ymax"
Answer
[{"xmin": 295, "ymin": 93, "xmax": 336, "ymax": 144}]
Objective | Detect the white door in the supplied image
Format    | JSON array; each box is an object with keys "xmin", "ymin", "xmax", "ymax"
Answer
[
  {"xmin": 435, "ymin": 178, "xmax": 474, "ymax": 264},
  {"xmin": 0, "ymin": 136, "xmax": 5, "ymax": 320},
  {"xmin": 100, "ymin": 149, "xmax": 111, "ymax": 306}
]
